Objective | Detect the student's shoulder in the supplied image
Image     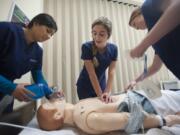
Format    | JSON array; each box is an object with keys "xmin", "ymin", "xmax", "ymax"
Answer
[
  {"xmin": 0, "ymin": 21, "xmax": 21, "ymax": 32},
  {"xmin": 82, "ymin": 41, "xmax": 93, "ymax": 46},
  {"xmin": 0, "ymin": 22, "xmax": 11, "ymax": 30},
  {"xmin": 107, "ymin": 42, "xmax": 117, "ymax": 47},
  {"xmin": 30, "ymin": 42, "xmax": 43, "ymax": 56},
  {"xmin": 107, "ymin": 42, "xmax": 117, "ymax": 50},
  {"xmin": 82, "ymin": 41, "xmax": 93, "ymax": 50},
  {"xmin": 34, "ymin": 43, "xmax": 43, "ymax": 52},
  {"xmin": 0, "ymin": 21, "xmax": 11, "ymax": 26},
  {"xmin": 0, "ymin": 21, "xmax": 15, "ymax": 28}
]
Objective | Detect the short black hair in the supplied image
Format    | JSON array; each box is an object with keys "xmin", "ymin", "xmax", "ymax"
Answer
[{"xmin": 28, "ymin": 13, "xmax": 58, "ymax": 32}]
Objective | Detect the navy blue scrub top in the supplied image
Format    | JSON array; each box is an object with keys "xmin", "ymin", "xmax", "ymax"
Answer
[
  {"xmin": 0, "ymin": 22, "xmax": 50, "ymax": 95},
  {"xmin": 141, "ymin": 0, "xmax": 180, "ymax": 79},
  {"xmin": 76, "ymin": 41, "xmax": 118, "ymax": 98}
]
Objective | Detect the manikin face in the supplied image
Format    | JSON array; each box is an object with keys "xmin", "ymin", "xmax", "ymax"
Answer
[
  {"xmin": 130, "ymin": 14, "xmax": 147, "ymax": 30},
  {"xmin": 32, "ymin": 23, "xmax": 55, "ymax": 42},
  {"xmin": 92, "ymin": 24, "xmax": 109, "ymax": 49},
  {"xmin": 37, "ymin": 100, "xmax": 65, "ymax": 130}
]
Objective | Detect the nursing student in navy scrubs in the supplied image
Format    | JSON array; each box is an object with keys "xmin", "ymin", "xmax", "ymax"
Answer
[
  {"xmin": 125, "ymin": 0, "xmax": 180, "ymax": 90},
  {"xmin": 0, "ymin": 13, "xmax": 59, "ymax": 115},
  {"xmin": 76, "ymin": 17, "xmax": 118, "ymax": 102}
]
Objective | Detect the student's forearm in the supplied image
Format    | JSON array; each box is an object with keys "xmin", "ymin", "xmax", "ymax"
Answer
[
  {"xmin": 105, "ymin": 62, "xmax": 116, "ymax": 93},
  {"xmin": 136, "ymin": 67, "xmax": 160, "ymax": 83},
  {"xmin": 135, "ymin": 69, "xmax": 156, "ymax": 83},
  {"xmin": 85, "ymin": 61, "xmax": 103, "ymax": 96},
  {"xmin": 141, "ymin": 0, "xmax": 180, "ymax": 48},
  {"xmin": 31, "ymin": 70, "xmax": 53, "ymax": 97},
  {"xmin": 31, "ymin": 70, "xmax": 48, "ymax": 85},
  {"xmin": 0, "ymin": 75, "xmax": 17, "ymax": 94},
  {"xmin": 105, "ymin": 72, "xmax": 114, "ymax": 93},
  {"xmin": 135, "ymin": 58, "xmax": 162, "ymax": 83},
  {"xmin": 89, "ymin": 73, "xmax": 102, "ymax": 96}
]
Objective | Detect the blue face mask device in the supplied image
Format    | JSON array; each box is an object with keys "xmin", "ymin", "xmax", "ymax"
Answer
[{"xmin": 25, "ymin": 84, "xmax": 53, "ymax": 100}]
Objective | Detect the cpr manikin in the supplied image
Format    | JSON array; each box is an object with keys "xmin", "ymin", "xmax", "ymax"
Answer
[{"xmin": 37, "ymin": 91, "xmax": 180, "ymax": 134}]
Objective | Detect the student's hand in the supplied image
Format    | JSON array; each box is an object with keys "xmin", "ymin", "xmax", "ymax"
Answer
[
  {"xmin": 49, "ymin": 90, "xmax": 64, "ymax": 100},
  {"xmin": 165, "ymin": 115, "xmax": 180, "ymax": 126},
  {"xmin": 125, "ymin": 81, "xmax": 137, "ymax": 92},
  {"xmin": 12, "ymin": 83, "xmax": 35, "ymax": 102},
  {"xmin": 100, "ymin": 92, "xmax": 112, "ymax": 103},
  {"xmin": 130, "ymin": 44, "xmax": 147, "ymax": 58}
]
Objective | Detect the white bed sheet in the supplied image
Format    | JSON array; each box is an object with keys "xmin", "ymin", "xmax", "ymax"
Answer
[{"xmin": 19, "ymin": 117, "xmax": 128, "ymax": 135}]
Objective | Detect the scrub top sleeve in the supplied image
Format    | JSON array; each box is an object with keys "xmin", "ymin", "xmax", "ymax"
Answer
[
  {"xmin": 112, "ymin": 45, "xmax": 118, "ymax": 61},
  {"xmin": 31, "ymin": 70, "xmax": 48, "ymax": 85},
  {"xmin": 35, "ymin": 47, "xmax": 43, "ymax": 70},
  {"xmin": 31, "ymin": 70, "xmax": 53, "ymax": 98},
  {"xmin": 81, "ymin": 43, "xmax": 93, "ymax": 60},
  {"xmin": 0, "ymin": 75, "xmax": 17, "ymax": 95}
]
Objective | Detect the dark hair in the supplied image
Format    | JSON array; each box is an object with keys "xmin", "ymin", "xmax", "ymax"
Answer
[
  {"xmin": 129, "ymin": 7, "xmax": 142, "ymax": 26},
  {"xmin": 92, "ymin": 16, "xmax": 112, "ymax": 38},
  {"xmin": 28, "ymin": 13, "xmax": 58, "ymax": 32}
]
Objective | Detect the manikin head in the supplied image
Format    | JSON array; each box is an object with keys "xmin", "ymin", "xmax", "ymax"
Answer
[
  {"xmin": 37, "ymin": 99, "xmax": 65, "ymax": 131},
  {"xmin": 129, "ymin": 7, "xmax": 147, "ymax": 30}
]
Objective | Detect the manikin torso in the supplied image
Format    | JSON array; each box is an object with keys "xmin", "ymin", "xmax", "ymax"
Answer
[{"xmin": 72, "ymin": 95, "xmax": 126, "ymax": 134}]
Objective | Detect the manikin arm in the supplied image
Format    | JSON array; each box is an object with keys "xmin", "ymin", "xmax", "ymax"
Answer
[{"xmin": 165, "ymin": 113, "xmax": 180, "ymax": 126}]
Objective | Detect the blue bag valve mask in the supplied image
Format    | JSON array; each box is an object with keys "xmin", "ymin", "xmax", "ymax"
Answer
[{"xmin": 25, "ymin": 84, "xmax": 53, "ymax": 100}]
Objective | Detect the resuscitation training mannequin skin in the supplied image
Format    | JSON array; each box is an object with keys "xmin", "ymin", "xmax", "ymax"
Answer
[{"xmin": 37, "ymin": 94, "xmax": 161, "ymax": 134}]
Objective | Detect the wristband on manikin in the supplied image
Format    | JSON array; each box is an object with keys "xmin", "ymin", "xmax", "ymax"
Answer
[
  {"xmin": 162, "ymin": 117, "xmax": 166, "ymax": 126},
  {"xmin": 157, "ymin": 115, "xmax": 166, "ymax": 127}
]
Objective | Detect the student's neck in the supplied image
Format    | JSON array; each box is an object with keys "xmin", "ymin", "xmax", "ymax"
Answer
[
  {"xmin": 98, "ymin": 48, "xmax": 106, "ymax": 54},
  {"xmin": 23, "ymin": 28, "xmax": 35, "ymax": 45},
  {"xmin": 64, "ymin": 104, "xmax": 75, "ymax": 126}
]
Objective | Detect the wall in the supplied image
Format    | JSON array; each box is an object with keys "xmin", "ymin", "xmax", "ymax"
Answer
[
  {"xmin": 0, "ymin": 0, "xmax": 44, "ymax": 20},
  {"xmin": 0, "ymin": 0, "xmax": 44, "ymax": 109}
]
